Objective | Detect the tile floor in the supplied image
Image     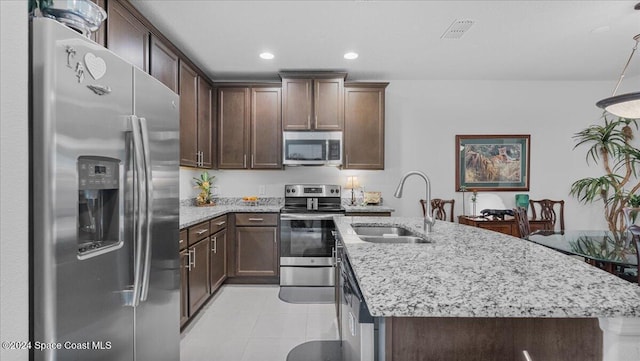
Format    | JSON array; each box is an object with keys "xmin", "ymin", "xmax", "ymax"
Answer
[{"xmin": 180, "ymin": 285, "xmax": 339, "ymax": 361}]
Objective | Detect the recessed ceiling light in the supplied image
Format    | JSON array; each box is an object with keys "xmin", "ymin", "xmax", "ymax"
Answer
[
  {"xmin": 259, "ymin": 52, "xmax": 274, "ymax": 60},
  {"xmin": 344, "ymin": 52, "xmax": 359, "ymax": 60}
]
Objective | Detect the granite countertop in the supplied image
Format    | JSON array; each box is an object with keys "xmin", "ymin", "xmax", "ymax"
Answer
[
  {"xmin": 180, "ymin": 198, "xmax": 282, "ymax": 229},
  {"xmin": 180, "ymin": 198, "xmax": 395, "ymax": 228},
  {"xmin": 343, "ymin": 204, "xmax": 395, "ymax": 213},
  {"xmin": 334, "ymin": 216, "xmax": 640, "ymax": 318}
]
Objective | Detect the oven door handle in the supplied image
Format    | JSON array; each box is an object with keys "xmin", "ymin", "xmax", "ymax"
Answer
[{"xmin": 280, "ymin": 213, "xmax": 339, "ymax": 221}]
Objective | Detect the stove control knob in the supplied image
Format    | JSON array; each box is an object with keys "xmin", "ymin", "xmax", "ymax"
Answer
[{"xmin": 291, "ymin": 188, "xmax": 296, "ymax": 193}]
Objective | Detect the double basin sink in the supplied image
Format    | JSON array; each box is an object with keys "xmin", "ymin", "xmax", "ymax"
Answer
[{"xmin": 351, "ymin": 225, "xmax": 431, "ymax": 244}]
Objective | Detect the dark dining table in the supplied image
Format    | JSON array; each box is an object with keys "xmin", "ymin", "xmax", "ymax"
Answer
[{"xmin": 526, "ymin": 230, "xmax": 639, "ymax": 283}]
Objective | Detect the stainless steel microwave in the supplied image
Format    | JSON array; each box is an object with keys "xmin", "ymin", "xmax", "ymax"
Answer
[{"xmin": 283, "ymin": 131, "xmax": 343, "ymax": 166}]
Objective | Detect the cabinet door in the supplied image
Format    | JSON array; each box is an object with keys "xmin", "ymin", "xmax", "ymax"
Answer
[
  {"xmin": 282, "ymin": 78, "xmax": 312, "ymax": 130},
  {"xmin": 179, "ymin": 61, "xmax": 198, "ymax": 167},
  {"xmin": 89, "ymin": 0, "xmax": 106, "ymax": 46},
  {"xmin": 314, "ymin": 78, "xmax": 344, "ymax": 130},
  {"xmin": 188, "ymin": 238, "xmax": 210, "ymax": 315},
  {"xmin": 150, "ymin": 35, "xmax": 178, "ymax": 93},
  {"xmin": 217, "ymin": 87, "xmax": 250, "ymax": 169},
  {"xmin": 344, "ymin": 85, "xmax": 386, "ymax": 169},
  {"xmin": 251, "ymin": 87, "xmax": 282, "ymax": 169},
  {"xmin": 512, "ymin": 318, "xmax": 602, "ymax": 361},
  {"xmin": 198, "ymin": 78, "xmax": 213, "ymax": 168},
  {"xmin": 107, "ymin": 0, "xmax": 149, "ymax": 72},
  {"xmin": 179, "ymin": 249, "xmax": 189, "ymax": 326},
  {"xmin": 210, "ymin": 229, "xmax": 227, "ymax": 293},
  {"xmin": 235, "ymin": 227, "xmax": 278, "ymax": 276}
]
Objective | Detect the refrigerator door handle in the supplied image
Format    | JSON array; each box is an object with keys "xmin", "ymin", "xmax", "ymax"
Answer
[
  {"xmin": 130, "ymin": 115, "xmax": 146, "ymax": 307},
  {"xmin": 139, "ymin": 117, "xmax": 153, "ymax": 303}
]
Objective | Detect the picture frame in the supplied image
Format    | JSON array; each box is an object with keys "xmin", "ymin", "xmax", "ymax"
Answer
[{"xmin": 455, "ymin": 134, "xmax": 530, "ymax": 191}]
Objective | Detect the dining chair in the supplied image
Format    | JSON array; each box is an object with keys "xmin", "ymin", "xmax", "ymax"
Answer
[
  {"xmin": 529, "ymin": 199, "xmax": 565, "ymax": 231},
  {"xmin": 513, "ymin": 207, "xmax": 531, "ymax": 238},
  {"xmin": 420, "ymin": 199, "xmax": 455, "ymax": 222}
]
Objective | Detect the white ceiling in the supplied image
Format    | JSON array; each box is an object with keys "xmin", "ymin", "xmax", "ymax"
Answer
[{"xmin": 130, "ymin": 0, "xmax": 640, "ymax": 82}]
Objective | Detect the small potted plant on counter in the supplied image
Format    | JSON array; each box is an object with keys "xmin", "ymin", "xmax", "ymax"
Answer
[{"xmin": 193, "ymin": 171, "xmax": 215, "ymax": 206}]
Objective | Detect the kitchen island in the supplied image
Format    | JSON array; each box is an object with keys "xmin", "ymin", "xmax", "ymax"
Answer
[{"xmin": 334, "ymin": 216, "xmax": 640, "ymax": 361}]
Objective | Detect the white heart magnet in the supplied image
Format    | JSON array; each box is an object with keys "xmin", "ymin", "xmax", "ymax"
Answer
[{"xmin": 84, "ymin": 53, "xmax": 107, "ymax": 80}]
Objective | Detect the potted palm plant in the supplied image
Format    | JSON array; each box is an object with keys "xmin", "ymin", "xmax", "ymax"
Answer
[{"xmin": 570, "ymin": 115, "xmax": 640, "ymax": 232}]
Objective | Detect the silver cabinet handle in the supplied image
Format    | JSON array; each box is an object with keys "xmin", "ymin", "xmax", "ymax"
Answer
[
  {"xmin": 215, "ymin": 221, "xmax": 226, "ymax": 226},
  {"xmin": 212, "ymin": 236, "xmax": 217, "ymax": 253},
  {"xmin": 196, "ymin": 228, "xmax": 208, "ymax": 235},
  {"xmin": 190, "ymin": 248, "xmax": 196, "ymax": 269},
  {"xmin": 179, "ymin": 238, "xmax": 184, "ymax": 244},
  {"xmin": 248, "ymin": 218, "xmax": 264, "ymax": 222},
  {"xmin": 186, "ymin": 251, "xmax": 192, "ymax": 271},
  {"xmin": 251, "ymin": 154, "xmax": 254, "ymax": 168},
  {"xmin": 522, "ymin": 351, "xmax": 533, "ymax": 361},
  {"xmin": 243, "ymin": 154, "xmax": 247, "ymax": 168}
]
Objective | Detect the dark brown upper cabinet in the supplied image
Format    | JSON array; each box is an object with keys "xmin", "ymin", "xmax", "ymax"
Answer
[
  {"xmin": 150, "ymin": 35, "xmax": 179, "ymax": 93},
  {"xmin": 179, "ymin": 61, "xmax": 213, "ymax": 168},
  {"xmin": 217, "ymin": 84, "xmax": 282, "ymax": 169},
  {"xmin": 251, "ymin": 87, "xmax": 282, "ymax": 169},
  {"xmin": 197, "ymin": 77, "xmax": 214, "ymax": 168},
  {"xmin": 343, "ymin": 83, "xmax": 388, "ymax": 170},
  {"xmin": 107, "ymin": 0, "xmax": 149, "ymax": 72},
  {"xmin": 281, "ymin": 72, "xmax": 345, "ymax": 131}
]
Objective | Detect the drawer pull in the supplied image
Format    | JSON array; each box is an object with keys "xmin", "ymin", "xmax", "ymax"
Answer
[
  {"xmin": 196, "ymin": 229, "xmax": 208, "ymax": 235},
  {"xmin": 179, "ymin": 239, "xmax": 184, "ymax": 243},
  {"xmin": 248, "ymin": 218, "xmax": 264, "ymax": 222},
  {"xmin": 215, "ymin": 221, "xmax": 226, "ymax": 226}
]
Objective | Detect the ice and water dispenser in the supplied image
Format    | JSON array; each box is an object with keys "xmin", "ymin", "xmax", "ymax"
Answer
[{"xmin": 77, "ymin": 156, "xmax": 121, "ymax": 258}]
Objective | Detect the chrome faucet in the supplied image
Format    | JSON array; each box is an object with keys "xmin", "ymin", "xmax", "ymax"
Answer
[{"xmin": 394, "ymin": 170, "xmax": 435, "ymax": 233}]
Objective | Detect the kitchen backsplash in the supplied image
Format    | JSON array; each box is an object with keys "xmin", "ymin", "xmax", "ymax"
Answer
[{"xmin": 180, "ymin": 197, "xmax": 284, "ymax": 207}]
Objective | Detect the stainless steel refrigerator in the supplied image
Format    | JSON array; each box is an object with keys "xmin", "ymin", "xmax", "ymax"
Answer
[{"xmin": 30, "ymin": 17, "xmax": 180, "ymax": 361}]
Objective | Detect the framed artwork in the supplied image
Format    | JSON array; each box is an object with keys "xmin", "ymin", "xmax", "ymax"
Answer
[{"xmin": 455, "ymin": 134, "xmax": 530, "ymax": 191}]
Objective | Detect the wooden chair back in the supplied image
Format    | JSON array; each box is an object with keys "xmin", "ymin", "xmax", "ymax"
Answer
[
  {"xmin": 420, "ymin": 198, "xmax": 455, "ymax": 222},
  {"xmin": 513, "ymin": 207, "xmax": 530, "ymax": 238},
  {"xmin": 529, "ymin": 199, "xmax": 565, "ymax": 231}
]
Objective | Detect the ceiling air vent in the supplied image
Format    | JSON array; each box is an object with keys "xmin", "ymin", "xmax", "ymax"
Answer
[{"xmin": 441, "ymin": 19, "xmax": 475, "ymax": 39}]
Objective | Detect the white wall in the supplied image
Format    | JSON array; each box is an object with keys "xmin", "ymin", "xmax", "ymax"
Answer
[
  {"xmin": 0, "ymin": 1, "xmax": 29, "ymax": 360},
  {"xmin": 180, "ymin": 79, "xmax": 625, "ymax": 230}
]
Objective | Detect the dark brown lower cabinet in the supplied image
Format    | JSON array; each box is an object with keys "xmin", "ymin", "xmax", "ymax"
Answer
[
  {"xmin": 209, "ymin": 229, "xmax": 227, "ymax": 292},
  {"xmin": 385, "ymin": 317, "xmax": 602, "ymax": 361},
  {"xmin": 188, "ymin": 238, "xmax": 210, "ymax": 314},
  {"xmin": 179, "ymin": 249, "xmax": 189, "ymax": 327},
  {"xmin": 235, "ymin": 226, "xmax": 278, "ymax": 277}
]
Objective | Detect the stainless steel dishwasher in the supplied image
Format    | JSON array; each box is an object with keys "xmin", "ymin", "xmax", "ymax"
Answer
[{"xmin": 340, "ymin": 251, "xmax": 375, "ymax": 361}]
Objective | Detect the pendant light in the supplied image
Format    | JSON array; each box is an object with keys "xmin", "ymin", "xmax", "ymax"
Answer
[{"xmin": 596, "ymin": 33, "xmax": 640, "ymax": 119}]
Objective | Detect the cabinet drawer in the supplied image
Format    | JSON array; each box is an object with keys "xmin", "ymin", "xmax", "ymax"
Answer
[
  {"xmin": 188, "ymin": 221, "xmax": 210, "ymax": 245},
  {"xmin": 235, "ymin": 213, "xmax": 278, "ymax": 226},
  {"xmin": 210, "ymin": 215, "xmax": 228, "ymax": 234},
  {"xmin": 179, "ymin": 229, "xmax": 188, "ymax": 251}
]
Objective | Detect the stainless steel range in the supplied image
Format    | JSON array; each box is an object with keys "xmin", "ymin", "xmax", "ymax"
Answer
[{"xmin": 280, "ymin": 184, "xmax": 345, "ymax": 286}]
